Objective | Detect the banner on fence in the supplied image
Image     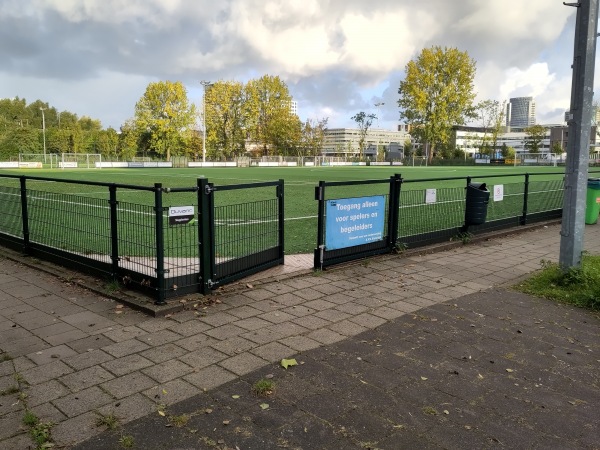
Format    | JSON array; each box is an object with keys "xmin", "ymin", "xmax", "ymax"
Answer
[
  {"xmin": 325, "ymin": 195, "xmax": 385, "ymax": 250},
  {"xmin": 0, "ymin": 162, "xmax": 19, "ymax": 168},
  {"xmin": 188, "ymin": 162, "xmax": 237, "ymax": 168},
  {"xmin": 19, "ymin": 162, "xmax": 43, "ymax": 168},
  {"xmin": 168, "ymin": 206, "xmax": 195, "ymax": 225}
]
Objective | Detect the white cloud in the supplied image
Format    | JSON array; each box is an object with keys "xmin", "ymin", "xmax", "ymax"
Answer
[
  {"xmin": 499, "ymin": 63, "xmax": 556, "ymax": 99},
  {"xmin": 0, "ymin": 0, "xmax": 582, "ymax": 129}
]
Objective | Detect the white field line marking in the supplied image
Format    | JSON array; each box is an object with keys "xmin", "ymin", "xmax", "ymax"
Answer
[{"xmin": 1, "ymin": 191, "xmax": 317, "ymax": 223}]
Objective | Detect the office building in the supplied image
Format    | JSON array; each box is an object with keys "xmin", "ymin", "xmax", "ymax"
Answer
[{"xmin": 506, "ymin": 97, "xmax": 536, "ymax": 128}]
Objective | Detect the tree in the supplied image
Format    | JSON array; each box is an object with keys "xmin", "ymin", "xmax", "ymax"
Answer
[
  {"xmin": 551, "ymin": 141, "xmax": 564, "ymax": 155},
  {"xmin": 475, "ymin": 99, "xmax": 505, "ymax": 151},
  {"xmin": 524, "ymin": 125, "xmax": 547, "ymax": 153},
  {"xmin": 398, "ymin": 46, "xmax": 478, "ymax": 162},
  {"xmin": 299, "ymin": 117, "xmax": 329, "ymax": 157},
  {"xmin": 243, "ymin": 75, "xmax": 295, "ymax": 156},
  {"xmin": 119, "ymin": 119, "xmax": 141, "ymax": 160},
  {"xmin": 134, "ymin": 81, "xmax": 197, "ymax": 160},
  {"xmin": 271, "ymin": 112, "xmax": 302, "ymax": 156},
  {"xmin": 2, "ymin": 127, "xmax": 40, "ymax": 156},
  {"xmin": 97, "ymin": 128, "xmax": 119, "ymax": 158},
  {"xmin": 351, "ymin": 112, "xmax": 376, "ymax": 159},
  {"xmin": 204, "ymin": 81, "xmax": 246, "ymax": 159}
]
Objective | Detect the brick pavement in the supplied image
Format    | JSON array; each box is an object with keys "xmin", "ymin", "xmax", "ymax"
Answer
[{"xmin": 0, "ymin": 222, "xmax": 599, "ymax": 448}]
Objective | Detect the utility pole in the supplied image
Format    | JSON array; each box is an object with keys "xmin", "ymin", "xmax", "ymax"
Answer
[
  {"xmin": 200, "ymin": 80, "xmax": 211, "ymax": 163},
  {"xmin": 39, "ymin": 107, "xmax": 47, "ymax": 163},
  {"xmin": 374, "ymin": 102, "xmax": 384, "ymax": 128},
  {"xmin": 560, "ymin": 0, "xmax": 599, "ymax": 269}
]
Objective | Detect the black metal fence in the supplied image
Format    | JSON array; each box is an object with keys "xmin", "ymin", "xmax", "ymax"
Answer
[
  {"xmin": 314, "ymin": 175, "xmax": 400, "ymax": 269},
  {"xmin": 0, "ymin": 175, "xmax": 284, "ymax": 304},
  {"xmin": 1, "ymin": 170, "xmax": 599, "ymax": 302},
  {"xmin": 314, "ymin": 171, "xmax": 600, "ymax": 269}
]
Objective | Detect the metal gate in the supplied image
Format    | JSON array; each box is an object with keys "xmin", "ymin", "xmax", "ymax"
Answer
[{"xmin": 197, "ymin": 178, "xmax": 284, "ymax": 294}]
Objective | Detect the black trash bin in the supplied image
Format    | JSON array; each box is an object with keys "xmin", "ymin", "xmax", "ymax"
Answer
[{"xmin": 465, "ymin": 182, "xmax": 490, "ymax": 226}]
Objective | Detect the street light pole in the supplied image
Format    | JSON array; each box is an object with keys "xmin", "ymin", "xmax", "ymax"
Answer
[
  {"xmin": 200, "ymin": 80, "xmax": 211, "ymax": 163},
  {"xmin": 374, "ymin": 102, "xmax": 385, "ymax": 128},
  {"xmin": 39, "ymin": 107, "xmax": 47, "ymax": 162}
]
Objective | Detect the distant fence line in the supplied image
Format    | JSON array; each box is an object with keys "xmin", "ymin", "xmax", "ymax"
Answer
[{"xmin": 0, "ymin": 170, "xmax": 599, "ymax": 306}]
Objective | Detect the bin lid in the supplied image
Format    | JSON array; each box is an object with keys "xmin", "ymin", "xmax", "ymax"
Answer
[
  {"xmin": 588, "ymin": 178, "xmax": 600, "ymax": 188},
  {"xmin": 468, "ymin": 182, "xmax": 487, "ymax": 190}
]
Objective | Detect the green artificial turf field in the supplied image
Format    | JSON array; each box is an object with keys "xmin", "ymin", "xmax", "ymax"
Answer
[{"xmin": 0, "ymin": 165, "xmax": 568, "ymax": 255}]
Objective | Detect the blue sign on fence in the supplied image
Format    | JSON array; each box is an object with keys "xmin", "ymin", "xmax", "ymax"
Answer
[{"xmin": 325, "ymin": 195, "xmax": 386, "ymax": 250}]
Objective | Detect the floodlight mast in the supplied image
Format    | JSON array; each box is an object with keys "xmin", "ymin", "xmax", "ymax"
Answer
[
  {"xmin": 374, "ymin": 102, "xmax": 384, "ymax": 128},
  {"xmin": 40, "ymin": 107, "xmax": 46, "ymax": 163},
  {"xmin": 559, "ymin": 0, "xmax": 599, "ymax": 270},
  {"xmin": 200, "ymin": 80, "xmax": 211, "ymax": 163}
]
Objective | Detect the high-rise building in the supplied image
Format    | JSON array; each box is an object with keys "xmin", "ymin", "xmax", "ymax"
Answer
[{"xmin": 506, "ymin": 97, "xmax": 536, "ymax": 128}]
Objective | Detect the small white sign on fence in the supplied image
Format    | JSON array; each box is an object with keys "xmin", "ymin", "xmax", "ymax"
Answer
[
  {"xmin": 425, "ymin": 189, "xmax": 437, "ymax": 204},
  {"xmin": 493, "ymin": 185, "xmax": 504, "ymax": 202}
]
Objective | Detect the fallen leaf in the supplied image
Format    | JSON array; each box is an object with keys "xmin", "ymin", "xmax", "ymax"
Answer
[
  {"xmin": 420, "ymin": 377, "xmax": 428, "ymax": 381},
  {"xmin": 158, "ymin": 411, "xmax": 166, "ymax": 417},
  {"xmin": 443, "ymin": 410, "xmax": 449, "ymax": 415},
  {"xmin": 223, "ymin": 420, "xmax": 230, "ymax": 425},
  {"xmin": 265, "ymin": 374, "xmax": 274, "ymax": 379},
  {"xmin": 114, "ymin": 310, "xmax": 123, "ymax": 315},
  {"xmin": 162, "ymin": 389, "xmax": 168, "ymax": 394},
  {"xmin": 116, "ymin": 304, "xmax": 124, "ymax": 309},
  {"xmin": 232, "ymin": 395, "xmax": 240, "ymax": 399},
  {"xmin": 205, "ymin": 408, "xmax": 213, "ymax": 414},
  {"xmin": 506, "ymin": 369, "xmax": 514, "ymax": 373},
  {"xmin": 246, "ymin": 284, "xmax": 253, "ymax": 289},
  {"xmin": 477, "ymin": 374, "xmax": 484, "ymax": 380},
  {"xmin": 259, "ymin": 403, "xmax": 269, "ymax": 410},
  {"xmin": 281, "ymin": 358, "xmax": 298, "ymax": 369}
]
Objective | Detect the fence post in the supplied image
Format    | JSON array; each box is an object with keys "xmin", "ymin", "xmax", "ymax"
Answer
[
  {"xmin": 313, "ymin": 181, "xmax": 326, "ymax": 270},
  {"xmin": 108, "ymin": 184, "xmax": 119, "ymax": 280},
  {"xmin": 19, "ymin": 176, "xmax": 30, "ymax": 255},
  {"xmin": 462, "ymin": 176, "xmax": 472, "ymax": 230},
  {"xmin": 388, "ymin": 174, "xmax": 402, "ymax": 249},
  {"xmin": 277, "ymin": 179, "xmax": 285, "ymax": 263},
  {"xmin": 154, "ymin": 183, "xmax": 166, "ymax": 305},
  {"xmin": 198, "ymin": 178, "xmax": 214, "ymax": 295},
  {"xmin": 521, "ymin": 173, "xmax": 530, "ymax": 225}
]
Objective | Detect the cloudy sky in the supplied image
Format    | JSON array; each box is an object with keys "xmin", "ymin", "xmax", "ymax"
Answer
[{"xmin": 0, "ymin": 0, "xmax": 590, "ymax": 130}]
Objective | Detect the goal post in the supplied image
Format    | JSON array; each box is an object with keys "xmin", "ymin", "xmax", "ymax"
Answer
[
  {"xmin": 60, "ymin": 153, "xmax": 102, "ymax": 169},
  {"xmin": 410, "ymin": 155, "xmax": 428, "ymax": 167},
  {"xmin": 18, "ymin": 153, "xmax": 59, "ymax": 168},
  {"xmin": 515, "ymin": 153, "xmax": 561, "ymax": 167}
]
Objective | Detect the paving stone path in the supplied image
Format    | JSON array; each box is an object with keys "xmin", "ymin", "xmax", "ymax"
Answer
[{"xmin": 0, "ymin": 223, "xmax": 598, "ymax": 449}]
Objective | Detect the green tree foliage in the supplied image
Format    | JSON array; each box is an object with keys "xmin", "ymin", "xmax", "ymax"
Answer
[
  {"xmin": 0, "ymin": 97, "xmax": 105, "ymax": 160},
  {"xmin": 524, "ymin": 124, "xmax": 547, "ymax": 153},
  {"xmin": 243, "ymin": 75, "xmax": 296, "ymax": 156},
  {"xmin": 398, "ymin": 46, "xmax": 477, "ymax": 162},
  {"xmin": 134, "ymin": 80, "xmax": 197, "ymax": 160},
  {"xmin": 476, "ymin": 99, "xmax": 505, "ymax": 151},
  {"xmin": 351, "ymin": 112, "xmax": 376, "ymax": 158},
  {"xmin": 119, "ymin": 119, "xmax": 142, "ymax": 160},
  {"xmin": 298, "ymin": 117, "xmax": 329, "ymax": 157},
  {"xmin": 204, "ymin": 81, "xmax": 246, "ymax": 160},
  {"xmin": 96, "ymin": 128, "xmax": 119, "ymax": 158},
  {"xmin": 1, "ymin": 127, "xmax": 40, "ymax": 156},
  {"xmin": 551, "ymin": 141, "xmax": 564, "ymax": 155}
]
